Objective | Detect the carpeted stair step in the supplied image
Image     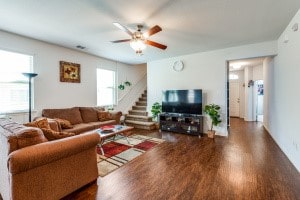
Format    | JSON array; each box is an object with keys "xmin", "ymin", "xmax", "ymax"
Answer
[
  {"xmin": 132, "ymin": 105, "xmax": 147, "ymax": 111},
  {"xmin": 142, "ymin": 93, "xmax": 147, "ymax": 98},
  {"xmin": 125, "ymin": 120, "xmax": 156, "ymax": 130},
  {"xmin": 139, "ymin": 97, "xmax": 147, "ymax": 101},
  {"xmin": 125, "ymin": 114, "xmax": 153, "ymax": 122},
  {"xmin": 128, "ymin": 110, "xmax": 148, "ymax": 116},
  {"xmin": 136, "ymin": 101, "xmax": 147, "ymax": 106}
]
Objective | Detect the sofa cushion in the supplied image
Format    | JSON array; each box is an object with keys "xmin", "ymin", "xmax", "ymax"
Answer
[
  {"xmin": 42, "ymin": 107, "xmax": 83, "ymax": 125},
  {"xmin": 88, "ymin": 120, "xmax": 116, "ymax": 129},
  {"xmin": 62, "ymin": 123, "xmax": 95, "ymax": 135},
  {"xmin": 54, "ymin": 118, "xmax": 73, "ymax": 129},
  {"xmin": 97, "ymin": 111, "xmax": 113, "ymax": 121},
  {"xmin": 41, "ymin": 128, "xmax": 75, "ymax": 141},
  {"xmin": 0, "ymin": 119, "xmax": 48, "ymax": 154},
  {"xmin": 79, "ymin": 107, "xmax": 99, "ymax": 123}
]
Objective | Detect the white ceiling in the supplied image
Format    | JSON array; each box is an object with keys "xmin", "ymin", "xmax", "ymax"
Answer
[
  {"xmin": 229, "ymin": 57, "xmax": 266, "ymax": 71},
  {"xmin": 0, "ymin": 0, "xmax": 299, "ymax": 65}
]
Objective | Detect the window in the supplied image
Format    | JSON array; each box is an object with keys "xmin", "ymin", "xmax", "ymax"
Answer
[
  {"xmin": 229, "ymin": 73, "xmax": 239, "ymax": 80},
  {"xmin": 0, "ymin": 49, "xmax": 33, "ymax": 113},
  {"xmin": 97, "ymin": 68, "xmax": 116, "ymax": 106}
]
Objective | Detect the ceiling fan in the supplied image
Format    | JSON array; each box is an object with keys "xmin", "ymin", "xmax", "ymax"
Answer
[{"xmin": 111, "ymin": 22, "xmax": 167, "ymax": 55}]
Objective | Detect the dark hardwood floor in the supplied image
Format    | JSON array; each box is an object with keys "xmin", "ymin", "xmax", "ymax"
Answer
[{"xmin": 63, "ymin": 118, "xmax": 300, "ymax": 200}]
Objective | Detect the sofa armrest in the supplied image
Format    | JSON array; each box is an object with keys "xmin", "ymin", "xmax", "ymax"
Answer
[
  {"xmin": 110, "ymin": 111, "xmax": 122, "ymax": 124},
  {"xmin": 8, "ymin": 132, "xmax": 100, "ymax": 174}
]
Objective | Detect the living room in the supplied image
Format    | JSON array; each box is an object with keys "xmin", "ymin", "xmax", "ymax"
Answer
[{"xmin": 1, "ymin": 1, "xmax": 300, "ymax": 199}]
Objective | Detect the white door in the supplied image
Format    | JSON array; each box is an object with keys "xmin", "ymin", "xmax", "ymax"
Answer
[{"xmin": 230, "ymin": 82, "xmax": 240, "ymax": 117}]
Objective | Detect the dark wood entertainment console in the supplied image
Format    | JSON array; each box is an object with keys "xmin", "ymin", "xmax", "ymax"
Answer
[{"xmin": 159, "ymin": 113, "xmax": 203, "ymax": 137}]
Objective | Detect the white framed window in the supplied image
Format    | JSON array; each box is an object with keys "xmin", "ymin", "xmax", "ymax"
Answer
[
  {"xmin": 97, "ymin": 68, "xmax": 116, "ymax": 106},
  {"xmin": 0, "ymin": 49, "xmax": 33, "ymax": 113}
]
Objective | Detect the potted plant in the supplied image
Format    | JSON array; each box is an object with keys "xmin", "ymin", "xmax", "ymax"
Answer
[
  {"xmin": 204, "ymin": 104, "xmax": 222, "ymax": 138},
  {"xmin": 124, "ymin": 80, "xmax": 131, "ymax": 86},
  {"xmin": 118, "ymin": 80, "xmax": 132, "ymax": 90},
  {"xmin": 118, "ymin": 84, "xmax": 125, "ymax": 90},
  {"xmin": 151, "ymin": 102, "xmax": 162, "ymax": 129}
]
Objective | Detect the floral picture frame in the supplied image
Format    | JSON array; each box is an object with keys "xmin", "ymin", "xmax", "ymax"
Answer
[{"xmin": 60, "ymin": 61, "xmax": 80, "ymax": 83}]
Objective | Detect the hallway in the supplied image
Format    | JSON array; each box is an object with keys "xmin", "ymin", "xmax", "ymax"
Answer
[{"xmin": 225, "ymin": 118, "xmax": 300, "ymax": 199}]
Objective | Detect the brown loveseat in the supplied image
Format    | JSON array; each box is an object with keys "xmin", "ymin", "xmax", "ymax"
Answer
[
  {"xmin": 42, "ymin": 107, "xmax": 122, "ymax": 134},
  {"xmin": 0, "ymin": 119, "xmax": 100, "ymax": 200}
]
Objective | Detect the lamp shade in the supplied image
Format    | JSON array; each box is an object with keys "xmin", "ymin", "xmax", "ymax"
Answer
[{"xmin": 22, "ymin": 73, "xmax": 38, "ymax": 78}]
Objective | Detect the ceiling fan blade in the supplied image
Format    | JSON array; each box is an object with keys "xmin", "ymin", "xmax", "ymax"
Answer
[
  {"xmin": 146, "ymin": 40, "xmax": 167, "ymax": 50},
  {"xmin": 143, "ymin": 25, "xmax": 162, "ymax": 38},
  {"xmin": 113, "ymin": 22, "xmax": 133, "ymax": 37},
  {"xmin": 111, "ymin": 39, "xmax": 131, "ymax": 43}
]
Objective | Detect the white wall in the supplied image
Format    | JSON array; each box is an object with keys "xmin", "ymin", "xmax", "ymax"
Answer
[
  {"xmin": 267, "ymin": 9, "xmax": 300, "ymax": 171},
  {"xmin": 253, "ymin": 65, "xmax": 263, "ymax": 80},
  {"xmin": 263, "ymin": 57, "xmax": 273, "ymax": 130},
  {"xmin": 147, "ymin": 41, "xmax": 277, "ymax": 136},
  {"xmin": 0, "ymin": 30, "xmax": 146, "ymax": 122},
  {"xmin": 250, "ymin": 65, "xmax": 264, "ymax": 121},
  {"xmin": 244, "ymin": 66, "xmax": 254, "ymax": 121},
  {"xmin": 236, "ymin": 70, "xmax": 245, "ymax": 118}
]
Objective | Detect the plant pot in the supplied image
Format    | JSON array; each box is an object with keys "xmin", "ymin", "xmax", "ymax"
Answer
[
  {"xmin": 155, "ymin": 122, "xmax": 160, "ymax": 130},
  {"xmin": 207, "ymin": 130, "xmax": 215, "ymax": 138}
]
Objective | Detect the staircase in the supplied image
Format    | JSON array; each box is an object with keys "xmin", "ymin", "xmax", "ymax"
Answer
[{"xmin": 124, "ymin": 90, "xmax": 156, "ymax": 130}]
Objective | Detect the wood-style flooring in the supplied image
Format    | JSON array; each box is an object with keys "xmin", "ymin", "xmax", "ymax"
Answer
[{"xmin": 63, "ymin": 118, "xmax": 300, "ymax": 200}]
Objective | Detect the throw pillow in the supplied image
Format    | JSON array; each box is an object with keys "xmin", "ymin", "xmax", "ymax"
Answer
[
  {"xmin": 97, "ymin": 111, "xmax": 113, "ymax": 122},
  {"xmin": 54, "ymin": 118, "xmax": 73, "ymax": 129},
  {"xmin": 24, "ymin": 118, "xmax": 51, "ymax": 129},
  {"xmin": 41, "ymin": 128, "xmax": 75, "ymax": 141}
]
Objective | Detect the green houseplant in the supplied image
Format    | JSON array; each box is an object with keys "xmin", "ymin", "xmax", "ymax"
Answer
[
  {"xmin": 151, "ymin": 102, "xmax": 162, "ymax": 123},
  {"xmin": 118, "ymin": 84, "xmax": 125, "ymax": 90},
  {"xmin": 124, "ymin": 81, "xmax": 131, "ymax": 86},
  {"xmin": 204, "ymin": 104, "xmax": 222, "ymax": 138},
  {"xmin": 118, "ymin": 80, "xmax": 132, "ymax": 90}
]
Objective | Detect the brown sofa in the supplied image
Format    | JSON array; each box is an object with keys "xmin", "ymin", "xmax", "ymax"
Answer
[
  {"xmin": 0, "ymin": 119, "xmax": 100, "ymax": 200},
  {"xmin": 42, "ymin": 107, "xmax": 122, "ymax": 134}
]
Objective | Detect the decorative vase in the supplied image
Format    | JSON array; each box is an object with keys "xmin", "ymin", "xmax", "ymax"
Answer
[{"xmin": 207, "ymin": 130, "xmax": 215, "ymax": 138}]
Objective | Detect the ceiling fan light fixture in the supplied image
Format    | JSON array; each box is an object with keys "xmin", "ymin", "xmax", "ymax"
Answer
[
  {"xmin": 112, "ymin": 23, "xmax": 166, "ymax": 54},
  {"xmin": 135, "ymin": 49, "xmax": 143, "ymax": 56},
  {"xmin": 130, "ymin": 38, "xmax": 146, "ymax": 53}
]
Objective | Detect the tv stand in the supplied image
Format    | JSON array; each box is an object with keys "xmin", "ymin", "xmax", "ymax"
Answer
[{"xmin": 159, "ymin": 113, "xmax": 203, "ymax": 137}]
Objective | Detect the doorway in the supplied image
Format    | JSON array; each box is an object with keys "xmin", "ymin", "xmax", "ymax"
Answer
[
  {"xmin": 227, "ymin": 57, "xmax": 268, "ymax": 125},
  {"xmin": 254, "ymin": 80, "xmax": 264, "ymax": 122}
]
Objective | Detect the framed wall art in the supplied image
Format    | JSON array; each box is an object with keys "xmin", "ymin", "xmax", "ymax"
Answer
[{"xmin": 60, "ymin": 61, "xmax": 80, "ymax": 83}]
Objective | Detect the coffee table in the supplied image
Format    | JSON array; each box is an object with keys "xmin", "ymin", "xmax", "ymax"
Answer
[{"xmin": 96, "ymin": 125, "xmax": 134, "ymax": 155}]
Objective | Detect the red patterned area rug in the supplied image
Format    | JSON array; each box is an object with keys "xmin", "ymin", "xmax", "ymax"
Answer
[{"xmin": 97, "ymin": 134, "xmax": 164, "ymax": 177}]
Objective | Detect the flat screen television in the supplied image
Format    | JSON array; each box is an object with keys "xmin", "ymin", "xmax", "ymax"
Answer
[{"xmin": 162, "ymin": 89, "xmax": 202, "ymax": 115}]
